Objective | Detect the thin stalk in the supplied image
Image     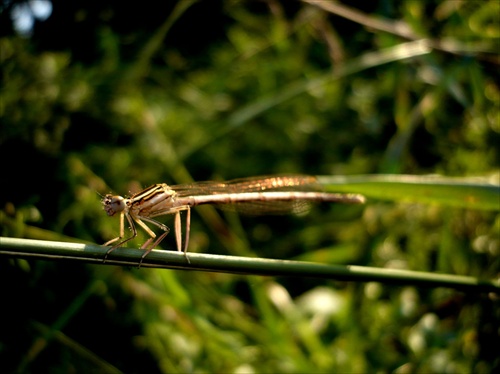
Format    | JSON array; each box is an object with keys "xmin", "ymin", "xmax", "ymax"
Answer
[{"xmin": 1, "ymin": 237, "xmax": 498, "ymax": 293}]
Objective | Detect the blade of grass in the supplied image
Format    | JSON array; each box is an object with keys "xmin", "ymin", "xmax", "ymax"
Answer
[
  {"xmin": 29, "ymin": 322, "xmax": 122, "ymax": 373},
  {"xmin": 18, "ymin": 282, "xmax": 105, "ymax": 372},
  {"xmin": 317, "ymin": 174, "xmax": 500, "ymax": 211},
  {"xmin": 1, "ymin": 237, "xmax": 498, "ymax": 293}
]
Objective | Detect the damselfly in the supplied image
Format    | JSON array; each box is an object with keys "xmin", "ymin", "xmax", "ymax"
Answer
[{"xmin": 102, "ymin": 175, "xmax": 365, "ymax": 266}]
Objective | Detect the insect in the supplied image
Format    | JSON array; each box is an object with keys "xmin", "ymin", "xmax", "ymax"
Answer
[{"xmin": 102, "ymin": 175, "xmax": 365, "ymax": 266}]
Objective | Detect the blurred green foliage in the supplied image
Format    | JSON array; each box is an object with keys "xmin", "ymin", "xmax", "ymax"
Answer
[{"xmin": 1, "ymin": 0, "xmax": 499, "ymax": 373}]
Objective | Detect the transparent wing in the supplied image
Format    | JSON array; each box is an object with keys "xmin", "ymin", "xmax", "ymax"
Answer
[
  {"xmin": 171, "ymin": 175, "xmax": 320, "ymax": 196},
  {"xmin": 171, "ymin": 175, "xmax": 320, "ymax": 215}
]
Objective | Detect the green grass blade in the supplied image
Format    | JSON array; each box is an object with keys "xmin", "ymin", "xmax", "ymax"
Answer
[
  {"xmin": 1, "ymin": 237, "xmax": 498, "ymax": 293},
  {"xmin": 317, "ymin": 174, "xmax": 500, "ymax": 211}
]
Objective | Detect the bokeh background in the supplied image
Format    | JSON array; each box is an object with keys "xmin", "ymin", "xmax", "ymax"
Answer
[{"xmin": 1, "ymin": 1, "xmax": 499, "ymax": 372}]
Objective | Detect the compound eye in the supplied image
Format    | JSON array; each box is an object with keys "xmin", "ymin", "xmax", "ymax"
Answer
[{"xmin": 103, "ymin": 195, "xmax": 126, "ymax": 216}]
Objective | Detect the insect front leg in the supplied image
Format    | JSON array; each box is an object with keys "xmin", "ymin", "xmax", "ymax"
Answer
[{"xmin": 104, "ymin": 213, "xmax": 137, "ymax": 263}]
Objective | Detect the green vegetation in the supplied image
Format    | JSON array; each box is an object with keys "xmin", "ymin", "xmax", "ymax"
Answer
[{"xmin": 1, "ymin": 1, "xmax": 499, "ymax": 372}]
